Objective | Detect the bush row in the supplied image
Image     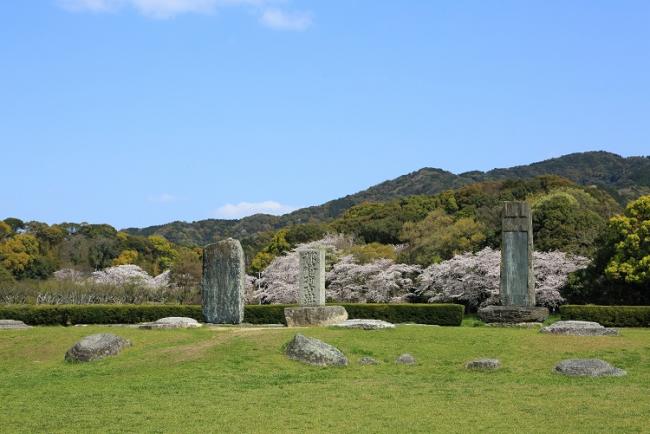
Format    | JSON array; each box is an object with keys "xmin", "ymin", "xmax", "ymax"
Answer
[
  {"xmin": 560, "ymin": 305, "xmax": 650, "ymax": 327},
  {"xmin": 0, "ymin": 303, "xmax": 464, "ymax": 326}
]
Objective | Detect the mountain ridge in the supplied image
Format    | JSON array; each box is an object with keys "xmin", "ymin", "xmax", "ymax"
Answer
[{"xmin": 124, "ymin": 151, "xmax": 650, "ymax": 245}]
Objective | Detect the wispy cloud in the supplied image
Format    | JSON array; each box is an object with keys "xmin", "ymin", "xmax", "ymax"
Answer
[
  {"xmin": 260, "ymin": 8, "xmax": 312, "ymax": 31},
  {"xmin": 58, "ymin": 0, "xmax": 313, "ymax": 29},
  {"xmin": 214, "ymin": 200, "xmax": 297, "ymax": 219},
  {"xmin": 147, "ymin": 193, "xmax": 177, "ymax": 203}
]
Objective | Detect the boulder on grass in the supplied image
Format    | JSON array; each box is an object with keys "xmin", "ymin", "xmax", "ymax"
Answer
[
  {"xmin": 331, "ymin": 319, "xmax": 395, "ymax": 330},
  {"xmin": 139, "ymin": 317, "xmax": 202, "ymax": 329},
  {"xmin": 554, "ymin": 359, "xmax": 626, "ymax": 377},
  {"xmin": 540, "ymin": 321, "xmax": 618, "ymax": 336},
  {"xmin": 0, "ymin": 319, "xmax": 31, "ymax": 330},
  {"xmin": 65, "ymin": 333, "xmax": 131, "ymax": 362},
  {"xmin": 359, "ymin": 356, "xmax": 379, "ymax": 366},
  {"xmin": 465, "ymin": 358, "xmax": 501, "ymax": 370},
  {"xmin": 396, "ymin": 353, "xmax": 416, "ymax": 365},
  {"xmin": 285, "ymin": 334, "xmax": 348, "ymax": 366}
]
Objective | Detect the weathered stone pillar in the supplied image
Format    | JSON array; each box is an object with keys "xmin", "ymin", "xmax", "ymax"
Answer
[
  {"xmin": 202, "ymin": 238, "xmax": 245, "ymax": 324},
  {"xmin": 284, "ymin": 247, "xmax": 348, "ymax": 326},
  {"xmin": 501, "ymin": 201, "xmax": 535, "ymax": 306},
  {"xmin": 298, "ymin": 248, "xmax": 326, "ymax": 306},
  {"xmin": 477, "ymin": 201, "xmax": 548, "ymax": 323}
]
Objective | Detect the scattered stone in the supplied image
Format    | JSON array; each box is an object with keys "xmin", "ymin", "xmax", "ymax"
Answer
[
  {"xmin": 331, "ymin": 319, "xmax": 395, "ymax": 330},
  {"xmin": 477, "ymin": 305, "xmax": 549, "ymax": 323},
  {"xmin": 139, "ymin": 317, "xmax": 202, "ymax": 329},
  {"xmin": 465, "ymin": 358, "xmax": 501, "ymax": 370},
  {"xmin": 554, "ymin": 359, "xmax": 626, "ymax": 377},
  {"xmin": 202, "ymin": 238, "xmax": 245, "ymax": 324},
  {"xmin": 0, "ymin": 319, "xmax": 31, "ymax": 330},
  {"xmin": 485, "ymin": 322, "xmax": 543, "ymax": 328},
  {"xmin": 396, "ymin": 353, "xmax": 416, "ymax": 365},
  {"xmin": 65, "ymin": 333, "xmax": 131, "ymax": 362},
  {"xmin": 285, "ymin": 334, "xmax": 348, "ymax": 367},
  {"xmin": 284, "ymin": 306, "xmax": 348, "ymax": 327},
  {"xmin": 359, "ymin": 356, "xmax": 379, "ymax": 366},
  {"xmin": 540, "ymin": 321, "xmax": 619, "ymax": 336}
]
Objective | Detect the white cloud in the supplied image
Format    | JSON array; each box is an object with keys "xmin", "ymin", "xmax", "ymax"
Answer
[
  {"xmin": 147, "ymin": 193, "xmax": 177, "ymax": 203},
  {"xmin": 58, "ymin": 0, "xmax": 313, "ymax": 28},
  {"xmin": 259, "ymin": 8, "xmax": 311, "ymax": 31},
  {"xmin": 214, "ymin": 200, "xmax": 297, "ymax": 219}
]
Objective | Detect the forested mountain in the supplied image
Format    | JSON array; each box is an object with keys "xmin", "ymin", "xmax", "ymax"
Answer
[{"xmin": 124, "ymin": 151, "xmax": 650, "ymax": 246}]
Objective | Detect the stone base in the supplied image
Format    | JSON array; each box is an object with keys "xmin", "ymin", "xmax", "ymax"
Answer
[
  {"xmin": 485, "ymin": 322, "xmax": 543, "ymax": 328},
  {"xmin": 478, "ymin": 305, "xmax": 549, "ymax": 323},
  {"xmin": 284, "ymin": 306, "xmax": 348, "ymax": 327}
]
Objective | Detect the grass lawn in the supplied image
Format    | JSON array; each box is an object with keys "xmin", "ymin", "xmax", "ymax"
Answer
[{"xmin": 2, "ymin": 324, "xmax": 650, "ymax": 433}]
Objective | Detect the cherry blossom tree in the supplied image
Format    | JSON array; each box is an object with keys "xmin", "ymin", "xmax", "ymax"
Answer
[{"xmin": 417, "ymin": 248, "xmax": 589, "ymax": 311}]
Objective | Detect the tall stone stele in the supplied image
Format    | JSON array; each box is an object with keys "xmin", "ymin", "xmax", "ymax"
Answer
[
  {"xmin": 284, "ymin": 247, "xmax": 348, "ymax": 327},
  {"xmin": 298, "ymin": 248, "xmax": 326, "ymax": 306},
  {"xmin": 501, "ymin": 201, "xmax": 535, "ymax": 306},
  {"xmin": 478, "ymin": 201, "xmax": 549, "ymax": 323},
  {"xmin": 202, "ymin": 238, "xmax": 245, "ymax": 324}
]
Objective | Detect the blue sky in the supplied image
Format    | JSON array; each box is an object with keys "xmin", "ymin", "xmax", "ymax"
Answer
[{"xmin": 1, "ymin": 0, "xmax": 649, "ymax": 228}]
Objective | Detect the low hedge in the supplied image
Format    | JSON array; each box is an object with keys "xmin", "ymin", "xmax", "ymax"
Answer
[
  {"xmin": 0, "ymin": 303, "xmax": 463, "ymax": 326},
  {"xmin": 339, "ymin": 303, "xmax": 463, "ymax": 326},
  {"xmin": 560, "ymin": 305, "xmax": 650, "ymax": 327}
]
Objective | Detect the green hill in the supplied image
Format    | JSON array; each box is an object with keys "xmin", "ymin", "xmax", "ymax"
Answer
[{"xmin": 124, "ymin": 151, "xmax": 650, "ymax": 246}]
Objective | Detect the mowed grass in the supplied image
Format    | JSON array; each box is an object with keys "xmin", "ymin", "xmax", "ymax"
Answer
[{"xmin": 2, "ymin": 324, "xmax": 650, "ymax": 433}]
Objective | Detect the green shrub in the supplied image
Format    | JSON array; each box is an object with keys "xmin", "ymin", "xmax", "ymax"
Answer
[
  {"xmin": 339, "ymin": 303, "xmax": 464, "ymax": 326},
  {"xmin": 245, "ymin": 305, "xmax": 292, "ymax": 325},
  {"xmin": 0, "ymin": 303, "xmax": 463, "ymax": 326},
  {"xmin": 560, "ymin": 305, "xmax": 650, "ymax": 327}
]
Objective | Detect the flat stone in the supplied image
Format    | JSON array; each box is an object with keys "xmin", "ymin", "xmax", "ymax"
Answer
[
  {"xmin": 0, "ymin": 319, "xmax": 31, "ymax": 330},
  {"xmin": 359, "ymin": 356, "xmax": 379, "ymax": 365},
  {"xmin": 396, "ymin": 353, "xmax": 416, "ymax": 365},
  {"xmin": 554, "ymin": 359, "xmax": 626, "ymax": 377},
  {"xmin": 139, "ymin": 317, "xmax": 202, "ymax": 329},
  {"xmin": 485, "ymin": 322, "xmax": 543, "ymax": 328},
  {"xmin": 477, "ymin": 305, "xmax": 549, "ymax": 323},
  {"xmin": 65, "ymin": 333, "xmax": 131, "ymax": 362},
  {"xmin": 202, "ymin": 238, "xmax": 245, "ymax": 324},
  {"xmin": 284, "ymin": 306, "xmax": 348, "ymax": 327},
  {"xmin": 331, "ymin": 319, "xmax": 395, "ymax": 330},
  {"xmin": 285, "ymin": 334, "xmax": 348, "ymax": 367},
  {"xmin": 540, "ymin": 321, "xmax": 619, "ymax": 336},
  {"xmin": 466, "ymin": 358, "xmax": 501, "ymax": 370}
]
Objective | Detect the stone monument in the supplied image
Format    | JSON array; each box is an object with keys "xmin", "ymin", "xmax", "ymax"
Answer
[
  {"xmin": 478, "ymin": 202, "xmax": 549, "ymax": 323},
  {"xmin": 284, "ymin": 247, "xmax": 347, "ymax": 326},
  {"xmin": 202, "ymin": 238, "xmax": 245, "ymax": 324},
  {"xmin": 298, "ymin": 248, "xmax": 326, "ymax": 305}
]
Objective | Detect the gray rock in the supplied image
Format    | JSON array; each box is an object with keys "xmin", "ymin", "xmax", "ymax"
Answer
[
  {"xmin": 298, "ymin": 248, "xmax": 326, "ymax": 306},
  {"xmin": 139, "ymin": 317, "xmax": 202, "ymax": 329},
  {"xmin": 331, "ymin": 319, "xmax": 395, "ymax": 330},
  {"xmin": 359, "ymin": 356, "xmax": 379, "ymax": 366},
  {"xmin": 540, "ymin": 321, "xmax": 619, "ymax": 336},
  {"xmin": 554, "ymin": 359, "xmax": 626, "ymax": 377},
  {"xmin": 466, "ymin": 358, "xmax": 501, "ymax": 370},
  {"xmin": 396, "ymin": 353, "xmax": 416, "ymax": 365},
  {"xmin": 65, "ymin": 333, "xmax": 131, "ymax": 362},
  {"xmin": 285, "ymin": 334, "xmax": 348, "ymax": 367},
  {"xmin": 477, "ymin": 305, "xmax": 549, "ymax": 323},
  {"xmin": 0, "ymin": 319, "xmax": 31, "ymax": 330},
  {"xmin": 202, "ymin": 238, "xmax": 245, "ymax": 324},
  {"xmin": 284, "ymin": 306, "xmax": 348, "ymax": 327},
  {"xmin": 485, "ymin": 322, "xmax": 543, "ymax": 328}
]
